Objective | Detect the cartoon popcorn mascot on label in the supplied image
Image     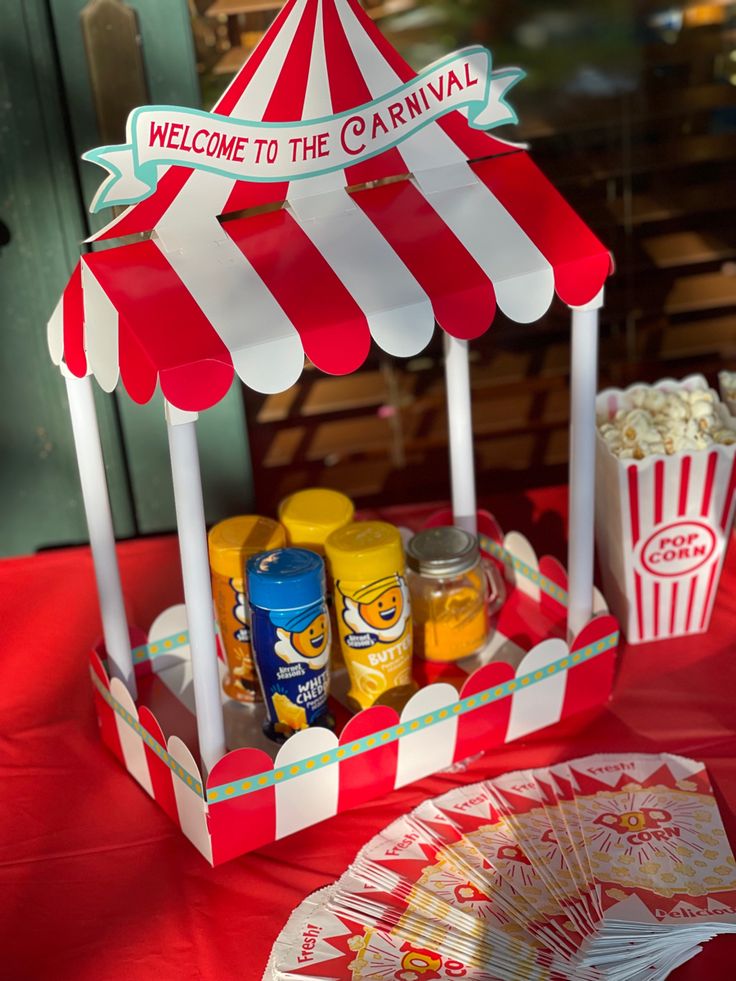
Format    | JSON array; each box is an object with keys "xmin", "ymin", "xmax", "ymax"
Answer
[
  {"xmin": 232, "ymin": 582, "xmax": 249, "ymax": 644},
  {"xmin": 273, "ymin": 604, "xmax": 331, "ymax": 672},
  {"xmin": 335, "ymin": 574, "xmax": 414, "ymax": 709},
  {"xmin": 268, "ymin": 603, "xmax": 331, "ymax": 732},
  {"xmin": 342, "ymin": 575, "xmax": 410, "ymax": 647}
]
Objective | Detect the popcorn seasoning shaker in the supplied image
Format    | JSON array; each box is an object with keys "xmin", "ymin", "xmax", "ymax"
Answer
[
  {"xmin": 325, "ymin": 522, "xmax": 416, "ymax": 713},
  {"xmin": 208, "ymin": 516, "xmax": 286, "ymax": 702},
  {"xmin": 246, "ymin": 548, "xmax": 334, "ymax": 742},
  {"xmin": 278, "ymin": 489, "xmax": 355, "ymax": 553},
  {"xmin": 406, "ymin": 527, "xmax": 490, "ymax": 662},
  {"xmin": 278, "ymin": 489, "xmax": 354, "ymax": 663}
]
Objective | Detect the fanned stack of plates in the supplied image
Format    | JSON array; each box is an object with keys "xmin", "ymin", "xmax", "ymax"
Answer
[{"xmin": 265, "ymin": 753, "xmax": 736, "ymax": 980}]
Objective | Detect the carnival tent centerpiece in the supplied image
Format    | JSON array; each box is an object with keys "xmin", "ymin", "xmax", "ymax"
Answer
[{"xmin": 48, "ymin": 0, "xmax": 617, "ymax": 863}]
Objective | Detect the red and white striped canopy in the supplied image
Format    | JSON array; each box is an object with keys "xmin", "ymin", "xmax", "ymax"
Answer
[{"xmin": 48, "ymin": 0, "xmax": 612, "ymax": 412}]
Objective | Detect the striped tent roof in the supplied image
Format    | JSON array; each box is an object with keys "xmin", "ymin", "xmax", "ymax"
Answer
[{"xmin": 48, "ymin": 0, "xmax": 612, "ymax": 411}]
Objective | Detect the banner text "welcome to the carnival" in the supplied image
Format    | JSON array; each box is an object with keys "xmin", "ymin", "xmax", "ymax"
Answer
[{"xmin": 84, "ymin": 47, "xmax": 523, "ymax": 212}]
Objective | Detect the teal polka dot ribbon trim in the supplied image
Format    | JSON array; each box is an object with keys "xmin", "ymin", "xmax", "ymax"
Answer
[
  {"xmin": 479, "ymin": 535, "xmax": 569, "ymax": 607},
  {"xmin": 132, "ymin": 539, "xmax": 566, "ymax": 667},
  {"xmin": 204, "ymin": 631, "xmax": 617, "ymax": 804},
  {"xmin": 92, "ymin": 627, "xmax": 620, "ymax": 805},
  {"xmin": 133, "ymin": 630, "xmax": 191, "ymax": 665},
  {"xmin": 90, "ymin": 670, "xmax": 203, "ymax": 796}
]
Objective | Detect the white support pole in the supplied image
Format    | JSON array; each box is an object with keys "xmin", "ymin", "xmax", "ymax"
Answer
[
  {"xmin": 444, "ymin": 333, "xmax": 477, "ymax": 537},
  {"xmin": 65, "ymin": 372, "xmax": 136, "ymax": 697},
  {"xmin": 567, "ymin": 293, "xmax": 603, "ymax": 641},
  {"xmin": 165, "ymin": 403, "xmax": 226, "ymax": 775}
]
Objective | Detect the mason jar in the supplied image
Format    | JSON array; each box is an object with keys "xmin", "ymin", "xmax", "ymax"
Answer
[{"xmin": 406, "ymin": 527, "xmax": 490, "ymax": 662}]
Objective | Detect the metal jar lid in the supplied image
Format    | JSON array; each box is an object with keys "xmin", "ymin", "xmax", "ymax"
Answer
[{"xmin": 406, "ymin": 527, "xmax": 480, "ymax": 578}]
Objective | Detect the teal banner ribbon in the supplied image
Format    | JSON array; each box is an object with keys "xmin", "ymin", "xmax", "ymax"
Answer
[{"xmin": 83, "ymin": 47, "xmax": 524, "ymax": 212}]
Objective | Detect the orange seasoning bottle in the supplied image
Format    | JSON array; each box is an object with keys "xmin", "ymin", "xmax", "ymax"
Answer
[{"xmin": 208, "ymin": 516, "xmax": 286, "ymax": 702}]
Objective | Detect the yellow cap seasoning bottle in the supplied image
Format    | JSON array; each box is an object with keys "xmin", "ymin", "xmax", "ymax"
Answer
[
  {"xmin": 325, "ymin": 522, "xmax": 416, "ymax": 713},
  {"xmin": 278, "ymin": 489, "xmax": 355, "ymax": 555},
  {"xmin": 208, "ymin": 516, "xmax": 286, "ymax": 702},
  {"xmin": 406, "ymin": 527, "xmax": 490, "ymax": 662},
  {"xmin": 279, "ymin": 489, "xmax": 354, "ymax": 666}
]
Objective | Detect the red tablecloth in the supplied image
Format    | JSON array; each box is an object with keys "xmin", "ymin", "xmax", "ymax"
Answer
[{"xmin": 1, "ymin": 486, "xmax": 736, "ymax": 981}]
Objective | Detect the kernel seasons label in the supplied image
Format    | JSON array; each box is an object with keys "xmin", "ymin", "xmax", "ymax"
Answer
[
  {"xmin": 228, "ymin": 577, "xmax": 250, "ymax": 644},
  {"xmin": 211, "ymin": 573, "xmax": 261, "ymax": 700},
  {"xmin": 334, "ymin": 575, "xmax": 413, "ymax": 709},
  {"xmin": 249, "ymin": 601, "xmax": 331, "ymax": 733}
]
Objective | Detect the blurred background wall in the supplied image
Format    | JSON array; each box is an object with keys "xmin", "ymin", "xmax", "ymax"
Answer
[{"xmin": 2, "ymin": 0, "xmax": 736, "ymax": 556}]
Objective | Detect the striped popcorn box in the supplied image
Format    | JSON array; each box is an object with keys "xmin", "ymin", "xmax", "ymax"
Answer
[{"xmin": 595, "ymin": 377, "xmax": 736, "ymax": 644}]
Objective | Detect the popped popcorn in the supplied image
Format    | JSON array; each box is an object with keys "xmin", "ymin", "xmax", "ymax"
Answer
[
  {"xmin": 714, "ymin": 428, "xmax": 736, "ymax": 446},
  {"xmin": 597, "ymin": 383, "xmax": 736, "ymax": 460},
  {"xmin": 719, "ymin": 371, "xmax": 736, "ymax": 406}
]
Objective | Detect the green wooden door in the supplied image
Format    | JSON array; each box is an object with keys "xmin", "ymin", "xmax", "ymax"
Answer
[{"xmin": 0, "ymin": 0, "xmax": 253, "ymax": 557}]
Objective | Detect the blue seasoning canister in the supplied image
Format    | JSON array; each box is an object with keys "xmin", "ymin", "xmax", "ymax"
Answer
[{"xmin": 246, "ymin": 548, "xmax": 334, "ymax": 743}]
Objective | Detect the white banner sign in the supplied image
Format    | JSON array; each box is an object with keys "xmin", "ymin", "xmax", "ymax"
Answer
[{"xmin": 84, "ymin": 47, "xmax": 523, "ymax": 212}]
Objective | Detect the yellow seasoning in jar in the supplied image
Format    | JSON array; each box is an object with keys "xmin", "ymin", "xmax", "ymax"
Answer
[
  {"xmin": 325, "ymin": 522, "xmax": 416, "ymax": 713},
  {"xmin": 406, "ymin": 527, "xmax": 490, "ymax": 662},
  {"xmin": 208, "ymin": 515, "xmax": 286, "ymax": 702}
]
